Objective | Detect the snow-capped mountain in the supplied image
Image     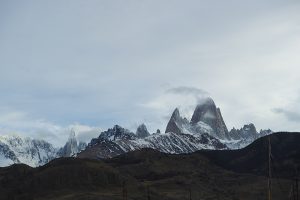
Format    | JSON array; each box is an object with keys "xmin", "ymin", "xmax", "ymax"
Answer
[
  {"xmin": 79, "ymin": 97, "xmax": 272, "ymax": 159},
  {"xmin": 0, "ymin": 135, "xmax": 57, "ymax": 167},
  {"xmin": 0, "ymin": 130, "xmax": 87, "ymax": 167},
  {"xmin": 78, "ymin": 124, "xmax": 226, "ymax": 159},
  {"xmin": 190, "ymin": 97, "xmax": 229, "ymax": 139}
]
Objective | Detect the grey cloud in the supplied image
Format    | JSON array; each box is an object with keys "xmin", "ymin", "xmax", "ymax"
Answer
[
  {"xmin": 166, "ymin": 86, "xmax": 209, "ymax": 96},
  {"xmin": 166, "ymin": 86, "xmax": 209, "ymax": 102},
  {"xmin": 272, "ymin": 108, "xmax": 300, "ymax": 122}
]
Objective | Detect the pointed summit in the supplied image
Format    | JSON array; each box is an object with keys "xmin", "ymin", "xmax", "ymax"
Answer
[
  {"xmin": 191, "ymin": 97, "xmax": 229, "ymax": 139},
  {"xmin": 58, "ymin": 129, "xmax": 78, "ymax": 157},
  {"xmin": 191, "ymin": 97, "xmax": 216, "ymax": 124},
  {"xmin": 69, "ymin": 128, "xmax": 76, "ymax": 139},
  {"xmin": 165, "ymin": 108, "xmax": 188, "ymax": 134},
  {"xmin": 172, "ymin": 107, "xmax": 180, "ymax": 117},
  {"xmin": 136, "ymin": 124, "xmax": 150, "ymax": 138}
]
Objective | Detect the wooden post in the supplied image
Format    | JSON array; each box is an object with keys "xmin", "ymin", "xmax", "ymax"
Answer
[
  {"xmin": 296, "ymin": 176, "xmax": 299, "ymax": 200},
  {"xmin": 268, "ymin": 136, "xmax": 272, "ymax": 200},
  {"xmin": 147, "ymin": 185, "xmax": 151, "ymax": 200}
]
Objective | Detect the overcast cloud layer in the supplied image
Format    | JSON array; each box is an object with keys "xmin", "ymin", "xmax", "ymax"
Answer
[{"xmin": 0, "ymin": 0, "xmax": 300, "ymax": 146}]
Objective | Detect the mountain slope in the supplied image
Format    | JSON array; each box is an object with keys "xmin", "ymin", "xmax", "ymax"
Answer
[
  {"xmin": 0, "ymin": 130, "xmax": 87, "ymax": 167},
  {"xmin": 199, "ymin": 132, "xmax": 300, "ymax": 178},
  {"xmin": 0, "ymin": 135, "xmax": 58, "ymax": 167}
]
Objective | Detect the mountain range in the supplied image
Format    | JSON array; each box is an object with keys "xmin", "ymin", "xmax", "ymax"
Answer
[
  {"xmin": 78, "ymin": 97, "xmax": 272, "ymax": 159},
  {"xmin": 0, "ymin": 132, "xmax": 299, "ymax": 200},
  {"xmin": 0, "ymin": 97, "xmax": 272, "ymax": 167}
]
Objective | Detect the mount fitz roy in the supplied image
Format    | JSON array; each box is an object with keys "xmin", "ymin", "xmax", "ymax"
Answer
[
  {"xmin": 78, "ymin": 97, "xmax": 272, "ymax": 160},
  {"xmin": 0, "ymin": 97, "xmax": 272, "ymax": 167}
]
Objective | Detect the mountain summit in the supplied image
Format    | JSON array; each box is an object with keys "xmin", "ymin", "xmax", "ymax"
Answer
[
  {"xmin": 190, "ymin": 98, "xmax": 229, "ymax": 139},
  {"xmin": 165, "ymin": 108, "xmax": 189, "ymax": 134},
  {"xmin": 165, "ymin": 97, "xmax": 229, "ymax": 140},
  {"xmin": 57, "ymin": 129, "xmax": 87, "ymax": 157},
  {"xmin": 136, "ymin": 124, "xmax": 150, "ymax": 138}
]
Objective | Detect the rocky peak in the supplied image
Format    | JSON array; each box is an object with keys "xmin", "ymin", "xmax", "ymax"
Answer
[
  {"xmin": 99, "ymin": 125, "xmax": 136, "ymax": 141},
  {"xmin": 190, "ymin": 97, "xmax": 229, "ymax": 139},
  {"xmin": 242, "ymin": 123, "xmax": 257, "ymax": 135},
  {"xmin": 259, "ymin": 129, "xmax": 272, "ymax": 136},
  {"xmin": 58, "ymin": 129, "xmax": 78, "ymax": 157},
  {"xmin": 239, "ymin": 123, "xmax": 257, "ymax": 139},
  {"xmin": 190, "ymin": 97, "xmax": 217, "ymax": 124},
  {"xmin": 136, "ymin": 124, "xmax": 150, "ymax": 138},
  {"xmin": 165, "ymin": 108, "xmax": 187, "ymax": 134},
  {"xmin": 229, "ymin": 123, "xmax": 258, "ymax": 140}
]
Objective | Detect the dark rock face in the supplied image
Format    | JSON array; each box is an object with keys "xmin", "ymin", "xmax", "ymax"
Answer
[
  {"xmin": 165, "ymin": 108, "xmax": 187, "ymax": 134},
  {"xmin": 136, "ymin": 124, "xmax": 150, "ymax": 138},
  {"xmin": 190, "ymin": 98, "xmax": 229, "ymax": 139},
  {"xmin": 79, "ymin": 137, "xmax": 126, "ymax": 159}
]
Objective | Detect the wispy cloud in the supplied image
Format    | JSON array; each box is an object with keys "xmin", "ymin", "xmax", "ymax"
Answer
[{"xmin": 0, "ymin": 109, "xmax": 101, "ymax": 147}]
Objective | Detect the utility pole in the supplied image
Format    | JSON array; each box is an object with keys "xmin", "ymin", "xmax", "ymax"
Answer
[
  {"xmin": 268, "ymin": 136, "xmax": 272, "ymax": 200},
  {"xmin": 122, "ymin": 180, "xmax": 127, "ymax": 200},
  {"xmin": 188, "ymin": 187, "xmax": 192, "ymax": 200},
  {"xmin": 296, "ymin": 170, "xmax": 299, "ymax": 200},
  {"xmin": 147, "ymin": 185, "xmax": 151, "ymax": 200}
]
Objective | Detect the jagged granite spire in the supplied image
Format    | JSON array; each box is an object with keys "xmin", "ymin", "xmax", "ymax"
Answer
[
  {"xmin": 190, "ymin": 97, "xmax": 229, "ymax": 139},
  {"xmin": 229, "ymin": 123, "xmax": 257, "ymax": 140},
  {"xmin": 165, "ymin": 108, "xmax": 189, "ymax": 134},
  {"xmin": 136, "ymin": 124, "xmax": 150, "ymax": 138},
  {"xmin": 58, "ymin": 129, "xmax": 78, "ymax": 157}
]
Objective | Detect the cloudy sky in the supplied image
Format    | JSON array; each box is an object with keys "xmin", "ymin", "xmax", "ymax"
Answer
[{"xmin": 0, "ymin": 0, "xmax": 300, "ymax": 146}]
